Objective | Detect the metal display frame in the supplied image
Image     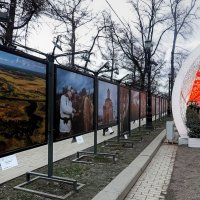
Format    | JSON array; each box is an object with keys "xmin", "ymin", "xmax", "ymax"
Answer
[
  {"xmin": 72, "ymin": 68, "xmax": 117, "ymax": 164},
  {"xmin": 0, "ymin": 45, "xmax": 48, "ymax": 158},
  {"xmin": 1, "ymin": 42, "xmax": 86, "ymax": 199},
  {"xmin": 103, "ymin": 83, "xmax": 141, "ymax": 149},
  {"xmin": 54, "ymin": 64, "xmax": 95, "ymax": 141}
]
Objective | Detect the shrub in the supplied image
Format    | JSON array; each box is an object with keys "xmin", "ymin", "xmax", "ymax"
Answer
[{"xmin": 186, "ymin": 106, "xmax": 200, "ymax": 138}]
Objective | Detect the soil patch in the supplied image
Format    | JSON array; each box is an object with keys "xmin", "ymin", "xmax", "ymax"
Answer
[{"xmin": 0, "ymin": 118, "xmax": 170, "ymax": 200}]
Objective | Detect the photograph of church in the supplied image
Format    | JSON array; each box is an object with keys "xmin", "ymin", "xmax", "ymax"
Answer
[{"xmin": 98, "ymin": 80, "xmax": 118, "ymax": 127}]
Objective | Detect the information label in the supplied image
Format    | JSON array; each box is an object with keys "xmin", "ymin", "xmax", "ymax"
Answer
[
  {"xmin": 108, "ymin": 127, "xmax": 114, "ymax": 134},
  {"xmin": 124, "ymin": 134, "xmax": 128, "ymax": 139},
  {"xmin": 0, "ymin": 155, "xmax": 18, "ymax": 171},
  {"xmin": 76, "ymin": 136, "xmax": 84, "ymax": 144}
]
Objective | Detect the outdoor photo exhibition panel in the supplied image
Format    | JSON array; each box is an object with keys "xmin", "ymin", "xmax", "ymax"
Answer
[
  {"xmin": 98, "ymin": 80, "xmax": 118, "ymax": 129},
  {"xmin": 152, "ymin": 95, "xmax": 156, "ymax": 116},
  {"xmin": 55, "ymin": 66, "xmax": 94, "ymax": 140},
  {"xmin": 120, "ymin": 86, "xmax": 130, "ymax": 134},
  {"xmin": 140, "ymin": 91, "xmax": 146, "ymax": 119},
  {"xmin": 165, "ymin": 99, "xmax": 168, "ymax": 113},
  {"xmin": 160, "ymin": 97, "xmax": 162, "ymax": 116},
  {"xmin": 130, "ymin": 89, "xmax": 139, "ymax": 121},
  {"xmin": 0, "ymin": 48, "xmax": 46, "ymax": 157},
  {"xmin": 156, "ymin": 96, "xmax": 160, "ymax": 117}
]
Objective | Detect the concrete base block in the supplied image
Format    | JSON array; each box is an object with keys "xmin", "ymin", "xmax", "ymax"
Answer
[
  {"xmin": 178, "ymin": 136, "xmax": 188, "ymax": 145},
  {"xmin": 188, "ymin": 138, "xmax": 200, "ymax": 148}
]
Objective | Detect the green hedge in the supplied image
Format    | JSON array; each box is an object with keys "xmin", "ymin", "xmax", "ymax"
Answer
[{"xmin": 186, "ymin": 106, "xmax": 200, "ymax": 138}]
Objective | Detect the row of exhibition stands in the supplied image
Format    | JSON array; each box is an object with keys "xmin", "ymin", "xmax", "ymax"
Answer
[
  {"xmin": 0, "ymin": 43, "xmax": 168, "ymax": 199},
  {"xmin": 0, "ymin": 114, "xmax": 169, "ymax": 184}
]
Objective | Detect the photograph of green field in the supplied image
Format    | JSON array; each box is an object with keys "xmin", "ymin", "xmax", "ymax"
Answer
[{"xmin": 0, "ymin": 51, "xmax": 46, "ymax": 155}]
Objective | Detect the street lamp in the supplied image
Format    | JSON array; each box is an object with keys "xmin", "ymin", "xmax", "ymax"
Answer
[
  {"xmin": 167, "ymin": 73, "xmax": 171, "ymax": 116},
  {"xmin": 145, "ymin": 40, "xmax": 153, "ymax": 129}
]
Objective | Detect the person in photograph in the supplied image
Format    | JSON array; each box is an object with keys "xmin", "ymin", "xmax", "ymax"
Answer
[
  {"xmin": 59, "ymin": 86, "xmax": 76, "ymax": 135},
  {"xmin": 80, "ymin": 88, "xmax": 93, "ymax": 132}
]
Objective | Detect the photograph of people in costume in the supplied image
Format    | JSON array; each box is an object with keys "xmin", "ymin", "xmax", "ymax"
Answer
[
  {"xmin": 120, "ymin": 86, "xmax": 129, "ymax": 134},
  {"xmin": 98, "ymin": 80, "xmax": 118, "ymax": 128},
  {"xmin": 130, "ymin": 90, "xmax": 139, "ymax": 121},
  {"xmin": 55, "ymin": 68, "xmax": 94, "ymax": 140}
]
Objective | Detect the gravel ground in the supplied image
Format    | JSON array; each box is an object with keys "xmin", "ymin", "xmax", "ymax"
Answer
[
  {"xmin": 0, "ymin": 118, "xmax": 169, "ymax": 200},
  {"xmin": 165, "ymin": 145, "xmax": 200, "ymax": 200}
]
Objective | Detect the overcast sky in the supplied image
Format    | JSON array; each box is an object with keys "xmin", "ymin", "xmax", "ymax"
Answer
[{"xmin": 29, "ymin": 0, "xmax": 200, "ymax": 53}]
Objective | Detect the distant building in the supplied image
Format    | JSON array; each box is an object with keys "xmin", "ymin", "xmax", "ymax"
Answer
[{"xmin": 103, "ymin": 89, "xmax": 113, "ymax": 123}]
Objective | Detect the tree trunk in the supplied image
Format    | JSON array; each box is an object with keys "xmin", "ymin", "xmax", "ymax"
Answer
[
  {"xmin": 71, "ymin": 12, "xmax": 76, "ymax": 67},
  {"xmin": 170, "ymin": 32, "xmax": 177, "ymax": 96},
  {"xmin": 71, "ymin": 26, "xmax": 75, "ymax": 67},
  {"xmin": 4, "ymin": 0, "xmax": 17, "ymax": 45}
]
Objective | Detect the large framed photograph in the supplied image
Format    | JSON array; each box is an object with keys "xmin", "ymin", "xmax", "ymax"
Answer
[
  {"xmin": 156, "ymin": 96, "xmax": 160, "ymax": 115},
  {"xmin": 55, "ymin": 67, "xmax": 94, "ymax": 140},
  {"xmin": 130, "ymin": 89, "xmax": 139, "ymax": 121},
  {"xmin": 152, "ymin": 95, "xmax": 156, "ymax": 116},
  {"xmin": 0, "ymin": 49, "xmax": 46, "ymax": 156},
  {"xmin": 160, "ymin": 98, "xmax": 163, "ymax": 115},
  {"xmin": 98, "ymin": 80, "xmax": 118, "ymax": 128},
  {"xmin": 165, "ymin": 99, "xmax": 168, "ymax": 113},
  {"xmin": 140, "ymin": 92, "xmax": 146, "ymax": 119},
  {"xmin": 120, "ymin": 86, "xmax": 129, "ymax": 134}
]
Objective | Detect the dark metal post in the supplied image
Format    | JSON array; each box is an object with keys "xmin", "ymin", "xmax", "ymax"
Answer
[
  {"xmin": 167, "ymin": 73, "xmax": 171, "ymax": 116},
  {"xmin": 94, "ymin": 75, "xmax": 98, "ymax": 154},
  {"xmin": 155, "ymin": 96, "xmax": 157, "ymax": 122},
  {"xmin": 139, "ymin": 91, "xmax": 141, "ymax": 130},
  {"xmin": 117, "ymin": 83, "xmax": 120, "ymax": 142},
  {"xmin": 128, "ymin": 88, "xmax": 131, "ymax": 135},
  {"xmin": 146, "ymin": 50, "xmax": 153, "ymax": 129},
  {"xmin": 144, "ymin": 40, "xmax": 153, "ymax": 129},
  {"xmin": 47, "ymin": 55, "xmax": 55, "ymax": 177}
]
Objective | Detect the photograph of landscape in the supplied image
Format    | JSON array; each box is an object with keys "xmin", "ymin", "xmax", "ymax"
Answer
[{"xmin": 0, "ymin": 50, "xmax": 46, "ymax": 155}]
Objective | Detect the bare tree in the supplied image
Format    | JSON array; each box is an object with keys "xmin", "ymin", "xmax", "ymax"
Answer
[
  {"xmin": 96, "ymin": 12, "xmax": 121, "ymax": 80},
  {"xmin": 83, "ymin": 24, "xmax": 107, "ymax": 70},
  {"xmin": 169, "ymin": 0, "xmax": 199, "ymax": 94},
  {"xmin": 174, "ymin": 48, "xmax": 190, "ymax": 74},
  {"xmin": 115, "ymin": 0, "xmax": 171, "ymax": 89},
  {"xmin": 47, "ymin": 0, "xmax": 94, "ymax": 67},
  {"xmin": 0, "ymin": 0, "xmax": 47, "ymax": 45},
  {"xmin": 121, "ymin": 0, "xmax": 172, "ymax": 127}
]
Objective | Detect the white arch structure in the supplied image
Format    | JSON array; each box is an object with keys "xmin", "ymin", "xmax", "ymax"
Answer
[{"xmin": 172, "ymin": 44, "xmax": 200, "ymax": 138}]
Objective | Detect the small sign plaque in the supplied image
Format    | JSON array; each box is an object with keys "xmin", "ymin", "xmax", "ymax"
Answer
[
  {"xmin": 108, "ymin": 127, "xmax": 114, "ymax": 134},
  {"xmin": 76, "ymin": 136, "xmax": 84, "ymax": 144},
  {"xmin": 124, "ymin": 134, "xmax": 128, "ymax": 139},
  {"xmin": 0, "ymin": 154, "xmax": 18, "ymax": 171}
]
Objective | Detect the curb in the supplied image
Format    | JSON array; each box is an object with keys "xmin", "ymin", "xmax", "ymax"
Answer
[{"xmin": 92, "ymin": 130, "xmax": 166, "ymax": 200}]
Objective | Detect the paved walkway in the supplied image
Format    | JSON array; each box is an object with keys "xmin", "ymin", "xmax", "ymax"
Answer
[{"xmin": 124, "ymin": 144, "xmax": 178, "ymax": 200}]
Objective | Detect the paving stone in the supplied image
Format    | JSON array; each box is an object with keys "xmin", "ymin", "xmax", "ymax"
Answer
[{"xmin": 124, "ymin": 144, "xmax": 178, "ymax": 200}]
